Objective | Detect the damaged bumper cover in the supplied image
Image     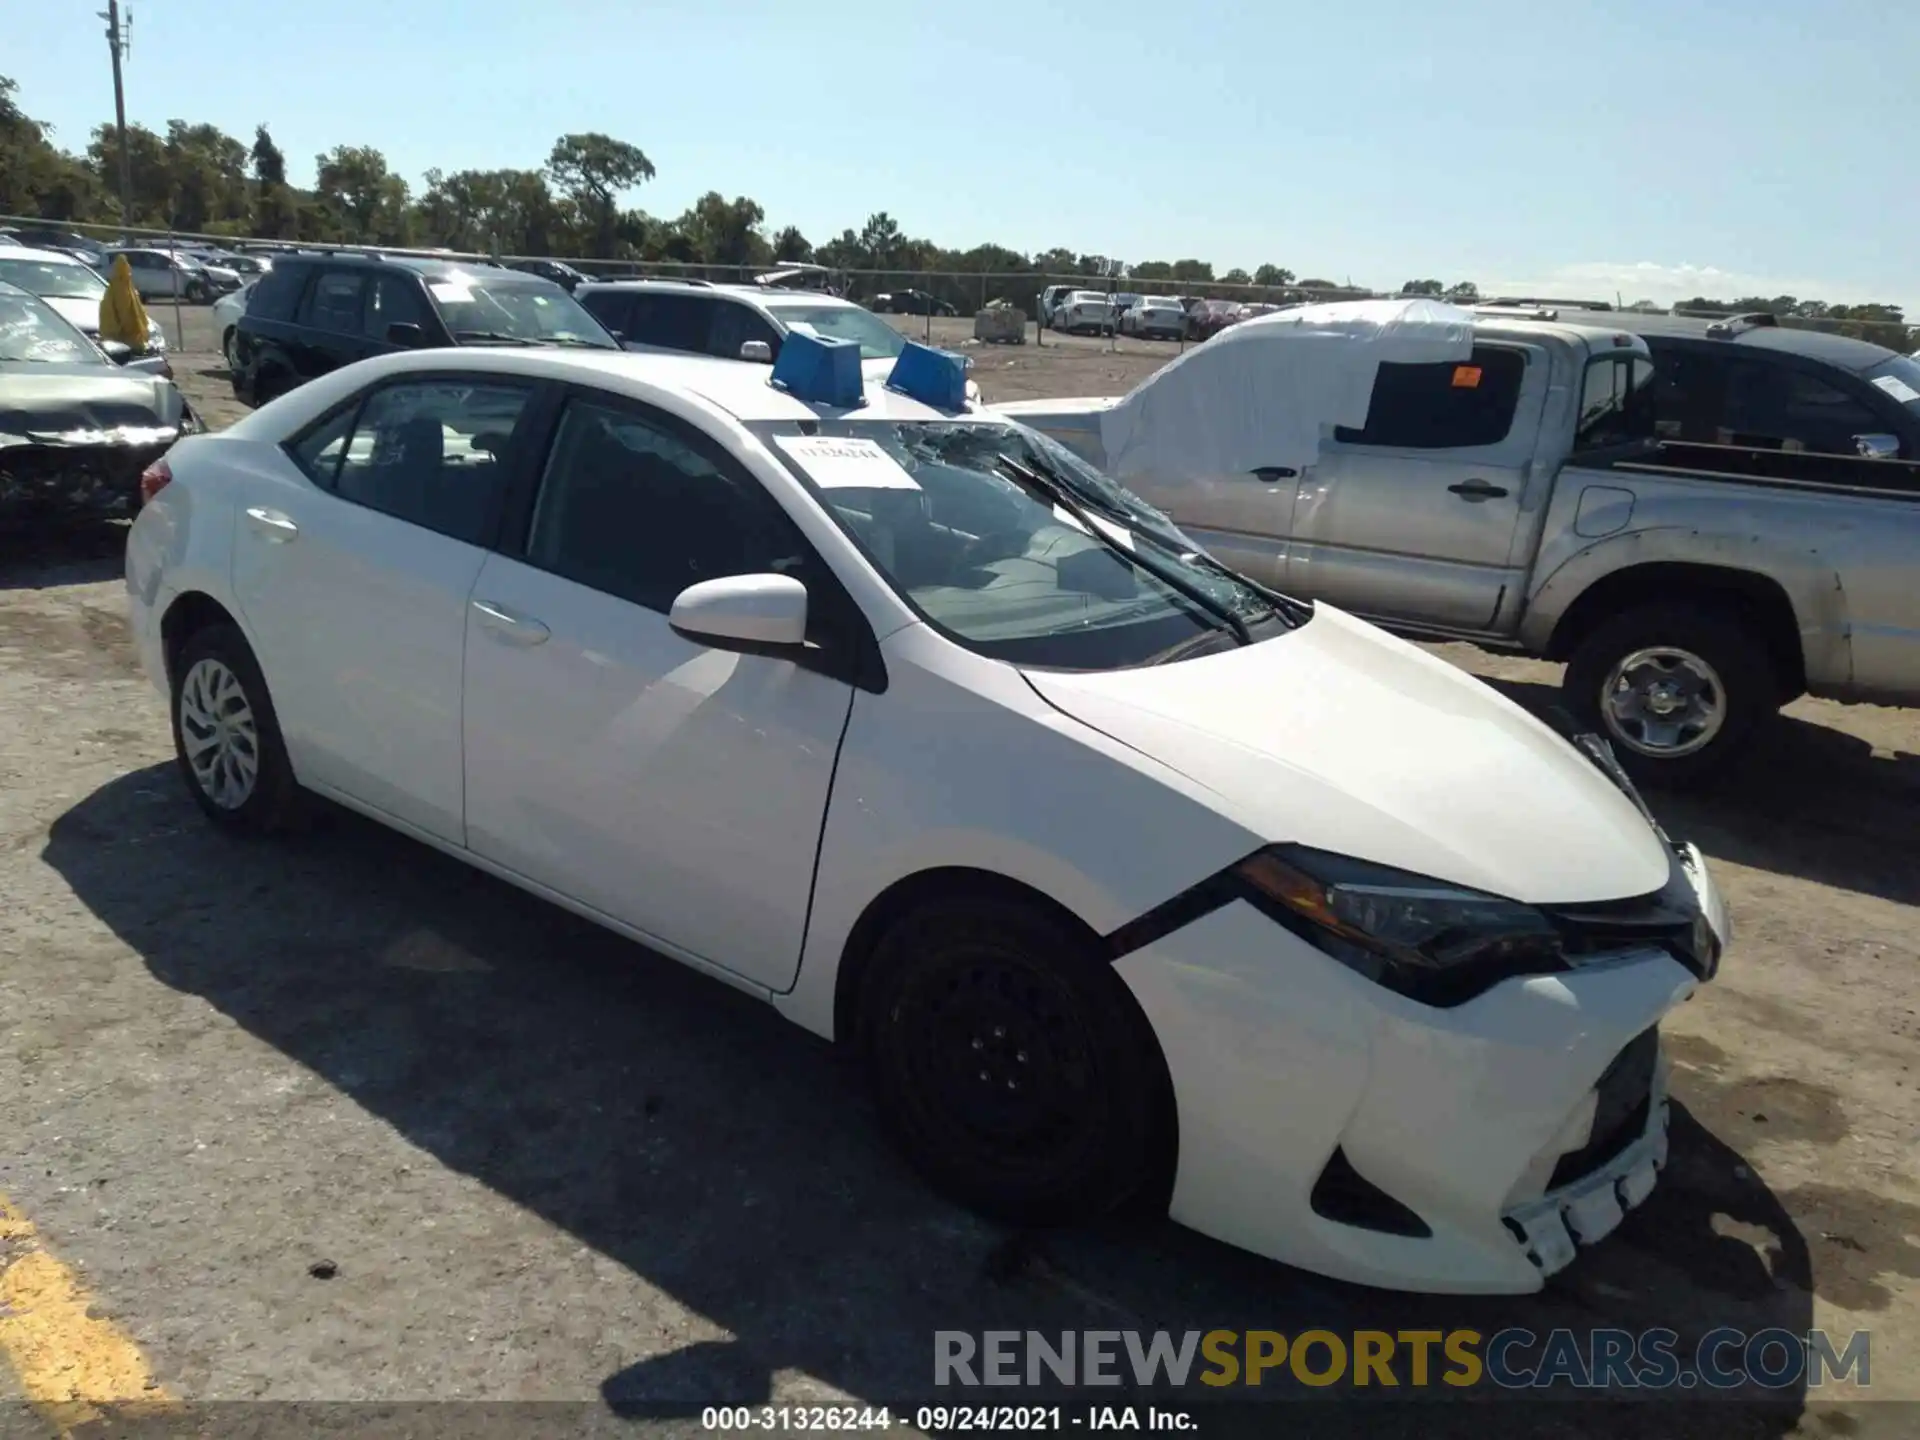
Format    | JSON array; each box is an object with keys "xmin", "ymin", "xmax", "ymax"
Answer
[{"xmin": 1, "ymin": 424, "xmax": 185, "ymax": 523}]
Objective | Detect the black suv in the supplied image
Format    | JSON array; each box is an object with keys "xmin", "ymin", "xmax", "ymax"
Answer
[
  {"xmin": 1507, "ymin": 306, "xmax": 1920, "ymax": 460},
  {"xmin": 233, "ymin": 253, "xmax": 617, "ymax": 406}
]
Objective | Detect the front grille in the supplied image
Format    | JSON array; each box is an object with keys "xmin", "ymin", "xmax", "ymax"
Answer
[
  {"xmin": 0, "ymin": 442, "xmax": 162, "ymax": 522},
  {"xmin": 1547, "ymin": 1027, "xmax": 1658, "ymax": 1191}
]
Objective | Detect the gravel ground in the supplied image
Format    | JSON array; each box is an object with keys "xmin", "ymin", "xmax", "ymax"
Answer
[{"xmin": 0, "ymin": 305, "xmax": 1913, "ymax": 1437}]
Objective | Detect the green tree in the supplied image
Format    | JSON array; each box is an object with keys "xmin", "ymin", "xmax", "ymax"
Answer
[
  {"xmin": 251, "ymin": 124, "xmax": 296, "ymax": 237},
  {"xmin": 1400, "ymin": 278, "xmax": 1444, "ymax": 296},
  {"xmin": 676, "ymin": 192, "xmax": 769, "ymax": 268},
  {"xmin": 545, "ymin": 132, "xmax": 655, "ymax": 258},
  {"xmin": 772, "ymin": 225, "xmax": 812, "ymax": 262},
  {"xmin": 1252, "ymin": 263, "xmax": 1295, "ymax": 287},
  {"xmin": 1444, "ymin": 280, "xmax": 1480, "ymax": 301},
  {"xmin": 1221, "ymin": 267, "xmax": 1252, "ymax": 286},
  {"xmin": 857, "ymin": 211, "xmax": 904, "ymax": 268},
  {"xmin": 314, "ymin": 144, "xmax": 410, "ymax": 243},
  {"xmin": 1129, "ymin": 260, "xmax": 1173, "ymax": 282},
  {"xmin": 1169, "ymin": 259, "xmax": 1214, "ymax": 283}
]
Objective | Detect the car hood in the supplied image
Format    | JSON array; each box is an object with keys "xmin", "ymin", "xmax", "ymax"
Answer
[
  {"xmin": 1022, "ymin": 604, "xmax": 1672, "ymax": 905},
  {"xmin": 39, "ymin": 294, "xmax": 161, "ymax": 343},
  {"xmin": 39, "ymin": 294, "xmax": 107, "ymax": 335},
  {"xmin": 0, "ymin": 368, "xmax": 184, "ymax": 447}
]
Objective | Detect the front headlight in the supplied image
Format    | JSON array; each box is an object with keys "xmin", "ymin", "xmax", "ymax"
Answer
[{"xmin": 1235, "ymin": 846, "xmax": 1570, "ymax": 1007}]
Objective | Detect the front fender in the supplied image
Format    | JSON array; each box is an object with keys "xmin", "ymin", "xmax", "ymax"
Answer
[{"xmin": 1520, "ymin": 524, "xmax": 1849, "ymax": 688}]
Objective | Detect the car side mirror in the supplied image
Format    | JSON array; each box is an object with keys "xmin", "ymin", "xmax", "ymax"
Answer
[
  {"xmin": 99, "ymin": 339, "xmax": 133, "ymax": 364},
  {"xmin": 669, "ymin": 574, "xmax": 809, "ymax": 649},
  {"xmin": 1853, "ymin": 432, "xmax": 1900, "ymax": 460},
  {"xmin": 386, "ymin": 321, "xmax": 428, "ymax": 348},
  {"xmin": 739, "ymin": 340, "xmax": 773, "ymax": 363}
]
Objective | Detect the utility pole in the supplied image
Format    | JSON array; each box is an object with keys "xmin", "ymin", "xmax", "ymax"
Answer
[{"xmin": 102, "ymin": 2, "xmax": 133, "ymax": 233}]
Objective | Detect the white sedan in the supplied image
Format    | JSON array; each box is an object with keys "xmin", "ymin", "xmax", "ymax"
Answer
[
  {"xmin": 125, "ymin": 339, "xmax": 1727, "ymax": 1294},
  {"xmin": 1120, "ymin": 296, "xmax": 1188, "ymax": 340},
  {"xmin": 1051, "ymin": 290, "xmax": 1115, "ymax": 335}
]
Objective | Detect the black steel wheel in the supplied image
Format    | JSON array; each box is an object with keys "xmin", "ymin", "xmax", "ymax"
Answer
[{"xmin": 858, "ymin": 892, "xmax": 1171, "ymax": 1227}]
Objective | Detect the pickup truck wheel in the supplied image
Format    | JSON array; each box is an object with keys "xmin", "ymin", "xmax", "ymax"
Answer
[{"xmin": 1563, "ymin": 604, "xmax": 1775, "ymax": 790}]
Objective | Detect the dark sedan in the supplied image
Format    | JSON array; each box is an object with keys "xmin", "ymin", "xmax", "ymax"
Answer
[{"xmin": 0, "ymin": 283, "xmax": 195, "ymax": 526}]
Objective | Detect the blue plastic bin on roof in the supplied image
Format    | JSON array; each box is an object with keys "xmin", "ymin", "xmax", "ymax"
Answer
[
  {"xmin": 768, "ymin": 329, "xmax": 864, "ymax": 408},
  {"xmin": 885, "ymin": 341, "xmax": 969, "ymax": 411}
]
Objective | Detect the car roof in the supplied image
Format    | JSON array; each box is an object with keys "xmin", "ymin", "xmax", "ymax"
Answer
[
  {"xmin": 272, "ymin": 253, "xmax": 522, "ymax": 282},
  {"xmin": 1495, "ymin": 306, "xmax": 1902, "ymax": 373},
  {"xmin": 225, "ymin": 346, "xmax": 989, "ymax": 435},
  {"xmin": 0, "ymin": 245, "xmax": 92, "ymax": 266}
]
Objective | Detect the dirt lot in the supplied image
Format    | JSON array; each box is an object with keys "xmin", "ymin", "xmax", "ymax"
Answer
[{"xmin": 0, "ymin": 305, "xmax": 1914, "ymax": 1436}]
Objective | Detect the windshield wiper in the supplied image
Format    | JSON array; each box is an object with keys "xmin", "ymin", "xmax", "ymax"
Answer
[
  {"xmin": 994, "ymin": 453, "xmax": 1250, "ymax": 645},
  {"xmin": 1012, "ymin": 446, "xmax": 1309, "ymax": 629},
  {"xmin": 451, "ymin": 330, "xmax": 540, "ymax": 346}
]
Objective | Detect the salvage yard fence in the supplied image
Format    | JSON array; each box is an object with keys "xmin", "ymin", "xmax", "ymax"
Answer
[{"xmin": 9, "ymin": 213, "xmax": 1915, "ymax": 355}]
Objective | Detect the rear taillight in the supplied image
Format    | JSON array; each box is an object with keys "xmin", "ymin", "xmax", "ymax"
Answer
[{"xmin": 139, "ymin": 457, "xmax": 172, "ymax": 505}]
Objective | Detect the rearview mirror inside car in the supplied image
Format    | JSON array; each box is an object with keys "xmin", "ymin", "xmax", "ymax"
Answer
[
  {"xmin": 1853, "ymin": 433, "xmax": 1900, "ymax": 460},
  {"xmin": 668, "ymin": 574, "xmax": 809, "ymax": 650},
  {"xmin": 385, "ymin": 322, "xmax": 428, "ymax": 348}
]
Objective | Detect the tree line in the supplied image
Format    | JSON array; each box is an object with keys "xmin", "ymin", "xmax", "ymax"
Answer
[{"xmin": 1, "ymin": 76, "xmax": 1907, "ymax": 341}]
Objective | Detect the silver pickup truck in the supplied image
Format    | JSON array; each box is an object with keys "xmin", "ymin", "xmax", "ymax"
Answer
[{"xmin": 997, "ymin": 300, "xmax": 1920, "ymax": 786}]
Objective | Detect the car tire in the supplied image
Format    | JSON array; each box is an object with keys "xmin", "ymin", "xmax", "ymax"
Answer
[
  {"xmin": 170, "ymin": 623, "xmax": 304, "ymax": 834},
  {"xmin": 858, "ymin": 891, "xmax": 1171, "ymax": 1228},
  {"xmin": 1562, "ymin": 602, "xmax": 1777, "ymax": 791}
]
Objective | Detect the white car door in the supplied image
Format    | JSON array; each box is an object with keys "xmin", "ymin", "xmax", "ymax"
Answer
[
  {"xmin": 461, "ymin": 388, "xmax": 861, "ymax": 990},
  {"xmin": 230, "ymin": 374, "xmax": 541, "ymax": 842}
]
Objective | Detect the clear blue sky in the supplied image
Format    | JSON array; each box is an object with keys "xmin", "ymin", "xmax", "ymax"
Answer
[{"xmin": 13, "ymin": 0, "xmax": 1914, "ymax": 308}]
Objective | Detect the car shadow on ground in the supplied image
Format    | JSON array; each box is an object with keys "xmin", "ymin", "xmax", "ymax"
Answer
[
  {"xmin": 0, "ymin": 520, "xmax": 128, "ymax": 591},
  {"xmin": 43, "ymin": 768, "xmax": 1820, "ymax": 1436},
  {"xmin": 1479, "ymin": 677, "xmax": 1920, "ymax": 910}
]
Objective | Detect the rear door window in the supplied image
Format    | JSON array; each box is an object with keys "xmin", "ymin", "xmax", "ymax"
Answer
[
  {"xmin": 1334, "ymin": 345, "xmax": 1527, "ymax": 449},
  {"xmin": 248, "ymin": 264, "xmax": 308, "ymax": 322},
  {"xmin": 327, "ymin": 379, "xmax": 536, "ymax": 544},
  {"xmin": 303, "ymin": 269, "xmax": 367, "ymax": 335}
]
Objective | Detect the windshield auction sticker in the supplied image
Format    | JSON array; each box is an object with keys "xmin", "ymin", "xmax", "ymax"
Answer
[
  {"xmin": 773, "ymin": 434, "xmax": 921, "ymax": 491},
  {"xmin": 1870, "ymin": 373, "xmax": 1920, "ymax": 405}
]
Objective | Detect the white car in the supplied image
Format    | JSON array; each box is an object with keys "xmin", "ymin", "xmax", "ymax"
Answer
[
  {"xmin": 1052, "ymin": 290, "xmax": 1115, "ymax": 335},
  {"xmin": 0, "ymin": 245, "xmax": 169, "ymax": 359},
  {"xmin": 212, "ymin": 281, "xmax": 255, "ymax": 370},
  {"xmin": 1121, "ymin": 296, "xmax": 1188, "ymax": 340},
  {"xmin": 125, "ymin": 337, "xmax": 1728, "ymax": 1295}
]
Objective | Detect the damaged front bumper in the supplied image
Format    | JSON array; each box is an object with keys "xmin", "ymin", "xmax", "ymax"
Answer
[{"xmin": 0, "ymin": 433, "xmax": 176, "ymax": 524}]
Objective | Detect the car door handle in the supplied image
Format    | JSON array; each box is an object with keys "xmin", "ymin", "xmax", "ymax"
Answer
[
  {"xmin": 244, "ymin": 506, "xmax": 298, "ymax": 541},
  {"xmin": 470, "ymin": 598, "xmax": 550, "ymax": 646},
  {"xmin": 1250, "ymin": 466, "xmax": 1298, "ymax": 483},
  {"xmin": 1447, "ymin": 479, "xmax": 1509, "ymax": 500}
]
